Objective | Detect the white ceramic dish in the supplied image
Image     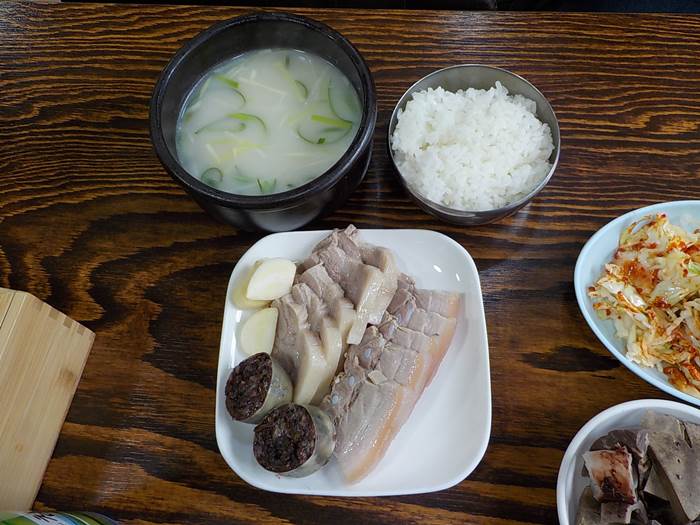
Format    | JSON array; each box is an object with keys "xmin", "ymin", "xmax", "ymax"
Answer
[
  {"xmin": 557, "ymin": 399, "xmax": 700, "ymax": 524},
  {"xmin": 574, "ymin": 200, "xmax": 700, "ymax": 407},
  {"xmin": 214, "ymin": 229, "xmax": 492, "ymax": 496}
]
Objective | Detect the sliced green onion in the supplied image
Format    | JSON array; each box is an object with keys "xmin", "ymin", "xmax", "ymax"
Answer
[
  {"xmin": 206, "ymin": 75, "xmax": 246, "ymax": 106},
  {"xmin": 257, "ymin": 178, "xmax": 277, "ymax": 194},
  {"xmin": 228, "ymin": 113, "xmax": 267, "ymax": 133},
  {"xmin": 296, "ymin": 125, "xmax": 351, "ymax": 145},
  {"xmin": 344, "ymin": 90, "xmax": 361, "ymax": 115},
  {"xmin": 275, "ymin": 60, "xmax": 307, "ymax": 101},
  {"xmin": 201, "ymin": 167, "xmax": 223, "ymax": 187},
  {"xmin": 328, "ymin": 81, "xmax": 342, "ymax": 120},
  {"xmin": 295, "ymin": 80, "xmax": 308, "ymax": 100},
  {"xmin": 689, "ymin": 261, "xmax": 700, "ymax": 275},
  {"xmin": 311, "ymin": 114, "xmax": 352, "ymax": 129},
  {"xmin": 195, "ymin": 117, "xmax": 245, "ymax": 135},
  {"xmin": 329, "ymin": 80, "xmax": 359, "ymax": 122},
  {"xmin": 296, "ymin": 127, "xmax": 323, "ymax": 145},
  {"xmin": 214, "ymin": 74, "xmax": 240, "ymax": 89},
  {"xmin": 232, "ymin": 166, "xmax": 254, "ymax": 185}
]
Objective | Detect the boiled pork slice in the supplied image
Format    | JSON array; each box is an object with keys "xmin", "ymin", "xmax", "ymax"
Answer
[
  {"xmin": 270, "ymin": 295, "xmax": 308, "ymax": 379},
  {"xmin": 303, "ymin": 243, "xmax": 386, "ymax": 344},
  {"xmin": 385, "ymin": 291, "xmax": 456, "ymax": 341},
  {"xmin": 590, "ymin": 429, "xmax": 651, "ymax": 487},
  {"xmin": 321, "ymin": 284, "xmax": 460, "ymax": 483},
  {"xmin": 311, "ymin": 224, "xmax": 399, "ymax": 301},
  {"xmin": 291, "ymin": 283, "xmax": 344, "ymax": 403},
  {"xmin": 583, "ymin": 446, "xmax": 637, "ymax": 504},
  {"xmin": 297, "ymin": 263, "xmax": 356, "ymax": 348},
  {"xmin": 590, "ymin": 429, "xmax": 649, "ymax": 464},
  {"xmin": 293, "ymin": 331, "xmax": 327, "ymax": 404},
  {"xmin": 394, "ymin": 273, "xmax": 460, "ymax": 319},
  {"xmin": 381, "ymin": 284, "xmax": 458, "ymax": 387},
  {"xmin": 301, "ymin": 226, "xmax": 399, "ymax": 343},
  {"xmin": 322, "ymin": 327, "xmax": 433, "ymax": 482},
  {"xmin": 358, "ymin": 241, "xmax": 399, "ymax": 323},
  {"xmin": 270, "ymin": 295, "xmax": 331, "ymax": 405}
]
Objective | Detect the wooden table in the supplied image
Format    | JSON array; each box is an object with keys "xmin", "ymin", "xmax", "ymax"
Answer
[{"xmin": 2, "ymin": 2, "xmax": 700, "ymax": 523}]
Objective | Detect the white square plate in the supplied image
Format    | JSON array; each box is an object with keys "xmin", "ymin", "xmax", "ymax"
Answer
[{"xmin": 214, "ymin": 229, "xmax": 492, "ymax": 496}]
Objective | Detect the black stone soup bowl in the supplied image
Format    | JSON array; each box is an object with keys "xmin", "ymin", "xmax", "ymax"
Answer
[{"xmin": 150, "ymin": 13, "xmax": 377, "ymax": 232}]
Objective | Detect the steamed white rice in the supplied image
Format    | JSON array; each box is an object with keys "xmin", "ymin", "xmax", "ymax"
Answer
[{"xmin": 390, "ymin": 82, "xmax": 554, "ymax": 211}]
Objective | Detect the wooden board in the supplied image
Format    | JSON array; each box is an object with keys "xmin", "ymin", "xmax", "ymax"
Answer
[{"xmin": 0, "ymin": 288, "xmax": 94, "ymax": 510}]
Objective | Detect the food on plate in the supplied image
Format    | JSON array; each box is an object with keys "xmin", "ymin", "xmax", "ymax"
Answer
[
  {"xmin": 321, "ymin": 272, "xmax": 459, "ymax": 482},
  {"xmin": 225, "ymin": 352, "xmax": 292, "ymax": 424},
  {"xmin": 271, "ymin": 226, "xmax": 401, "ymax": 406},
  {"xmin": 583, "ymin": 447, "xmax": 637, "ymax": 504},
  {"xmin": 588, "ymin": 214, "xmax": 700, "ymax": 398},
  {"xmin": 390, "ymin": 82, "xmax": 554, "ymax": 211},
  {"xmin": 299, "ymin": 225, "xmax": 399, "ymax": 344},
  {"xmin": 253, "ymin": 403, "xmax": 335, "ymax": 477},
  {"xmin": 246, "ymin": 258, "xmax": 297, "ymax": 301},
  {"xmin": 232, "ymin": 261, "xmax": 269, "ymax": 310},
  {"xmin": 575, "ymin": 411, "xmax": 700, "ymax": 525},
  {"xmin": 175, "ymin": 48, "xmax": 361, "ymax": 195},
  {"xmin": 240, "ymin": 307, "xmax": 279, "ymax": 356},
  {"xmin": 229, "ymin": 225, "xmax": 461, "ymax": 480}
]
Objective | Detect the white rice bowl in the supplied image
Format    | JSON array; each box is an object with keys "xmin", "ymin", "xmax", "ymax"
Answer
[{"xmin": 391, "ymin": 82, "xmax": 554, "ymax": 212}]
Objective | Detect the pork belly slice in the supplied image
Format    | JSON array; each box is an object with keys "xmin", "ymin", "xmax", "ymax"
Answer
[
  {"xmin": 322, "ymin": 333, "xmax": 432, "ymax": 482},
  {"xmin": 345, "ymin": 327, "xmax": 432, "ymax": 403},
  {"xmin": 297, "ymin": 263, "xmax": 356, "ymax": 346},
  {"xmin": 301, "ymin": 226, "xmax": 399, "ymax": 342},
  {"xmin": 271, "ymin": 295, "xmax": 335, "ymax": 405},
  {"xmin": 271, "ymin": 295, "xmax": 308, "ymax": 380},
  {"xmin": 290, "ymin": 282, "xmax": 327, "ymax": 330},
  {"xmin": 583, "ymin": 446, "xmax": 637, "ymax": 504},
  {"xmin": 303, "ymin": 244, "xmax": 385, "ymax": 344},
  {"xmin": 358, "ymin": 242, "xmax": 399, "ymax": 324},
  {"xmin": 346, "ymin": 326, "xmax": 387, "ymax": 370},
  {"xmin": 395, "ymin": 273, "xmax": 460, "ymax": 319},
  {"xmin": 323, "ymin": 318, "xmax": 455, "ymax": 483},
  {"xmin": 312, "ymin": 223, "xmax": 363, "ymax": 260},
  {"xmin": 386, "ymin": 292, "xmax": 456, "ymax": 337},
  {"xmin": 331, "ymin": 378, "xmax": 405, "ymax": 482},
  {"xmin": 291, "ymin": 283, "xmax": 344, "ymax": 400},
  {"xmin": 379, "ymin": 318, "xmax": 453, "ymax": 388},
  {"xmin": 293, "ymin": 330, "xmax": 327, "ymax": 404}
]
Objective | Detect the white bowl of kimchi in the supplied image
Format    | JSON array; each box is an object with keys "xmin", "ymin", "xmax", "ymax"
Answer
[{"xmin": 574, "ymin": 200, "xmax": 700, "ymax": 407}]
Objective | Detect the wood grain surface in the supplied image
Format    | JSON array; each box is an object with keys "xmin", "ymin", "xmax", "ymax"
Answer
[{"xmin": 1, "ymin": 2, "xmax": 700, "ymax": 523}]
